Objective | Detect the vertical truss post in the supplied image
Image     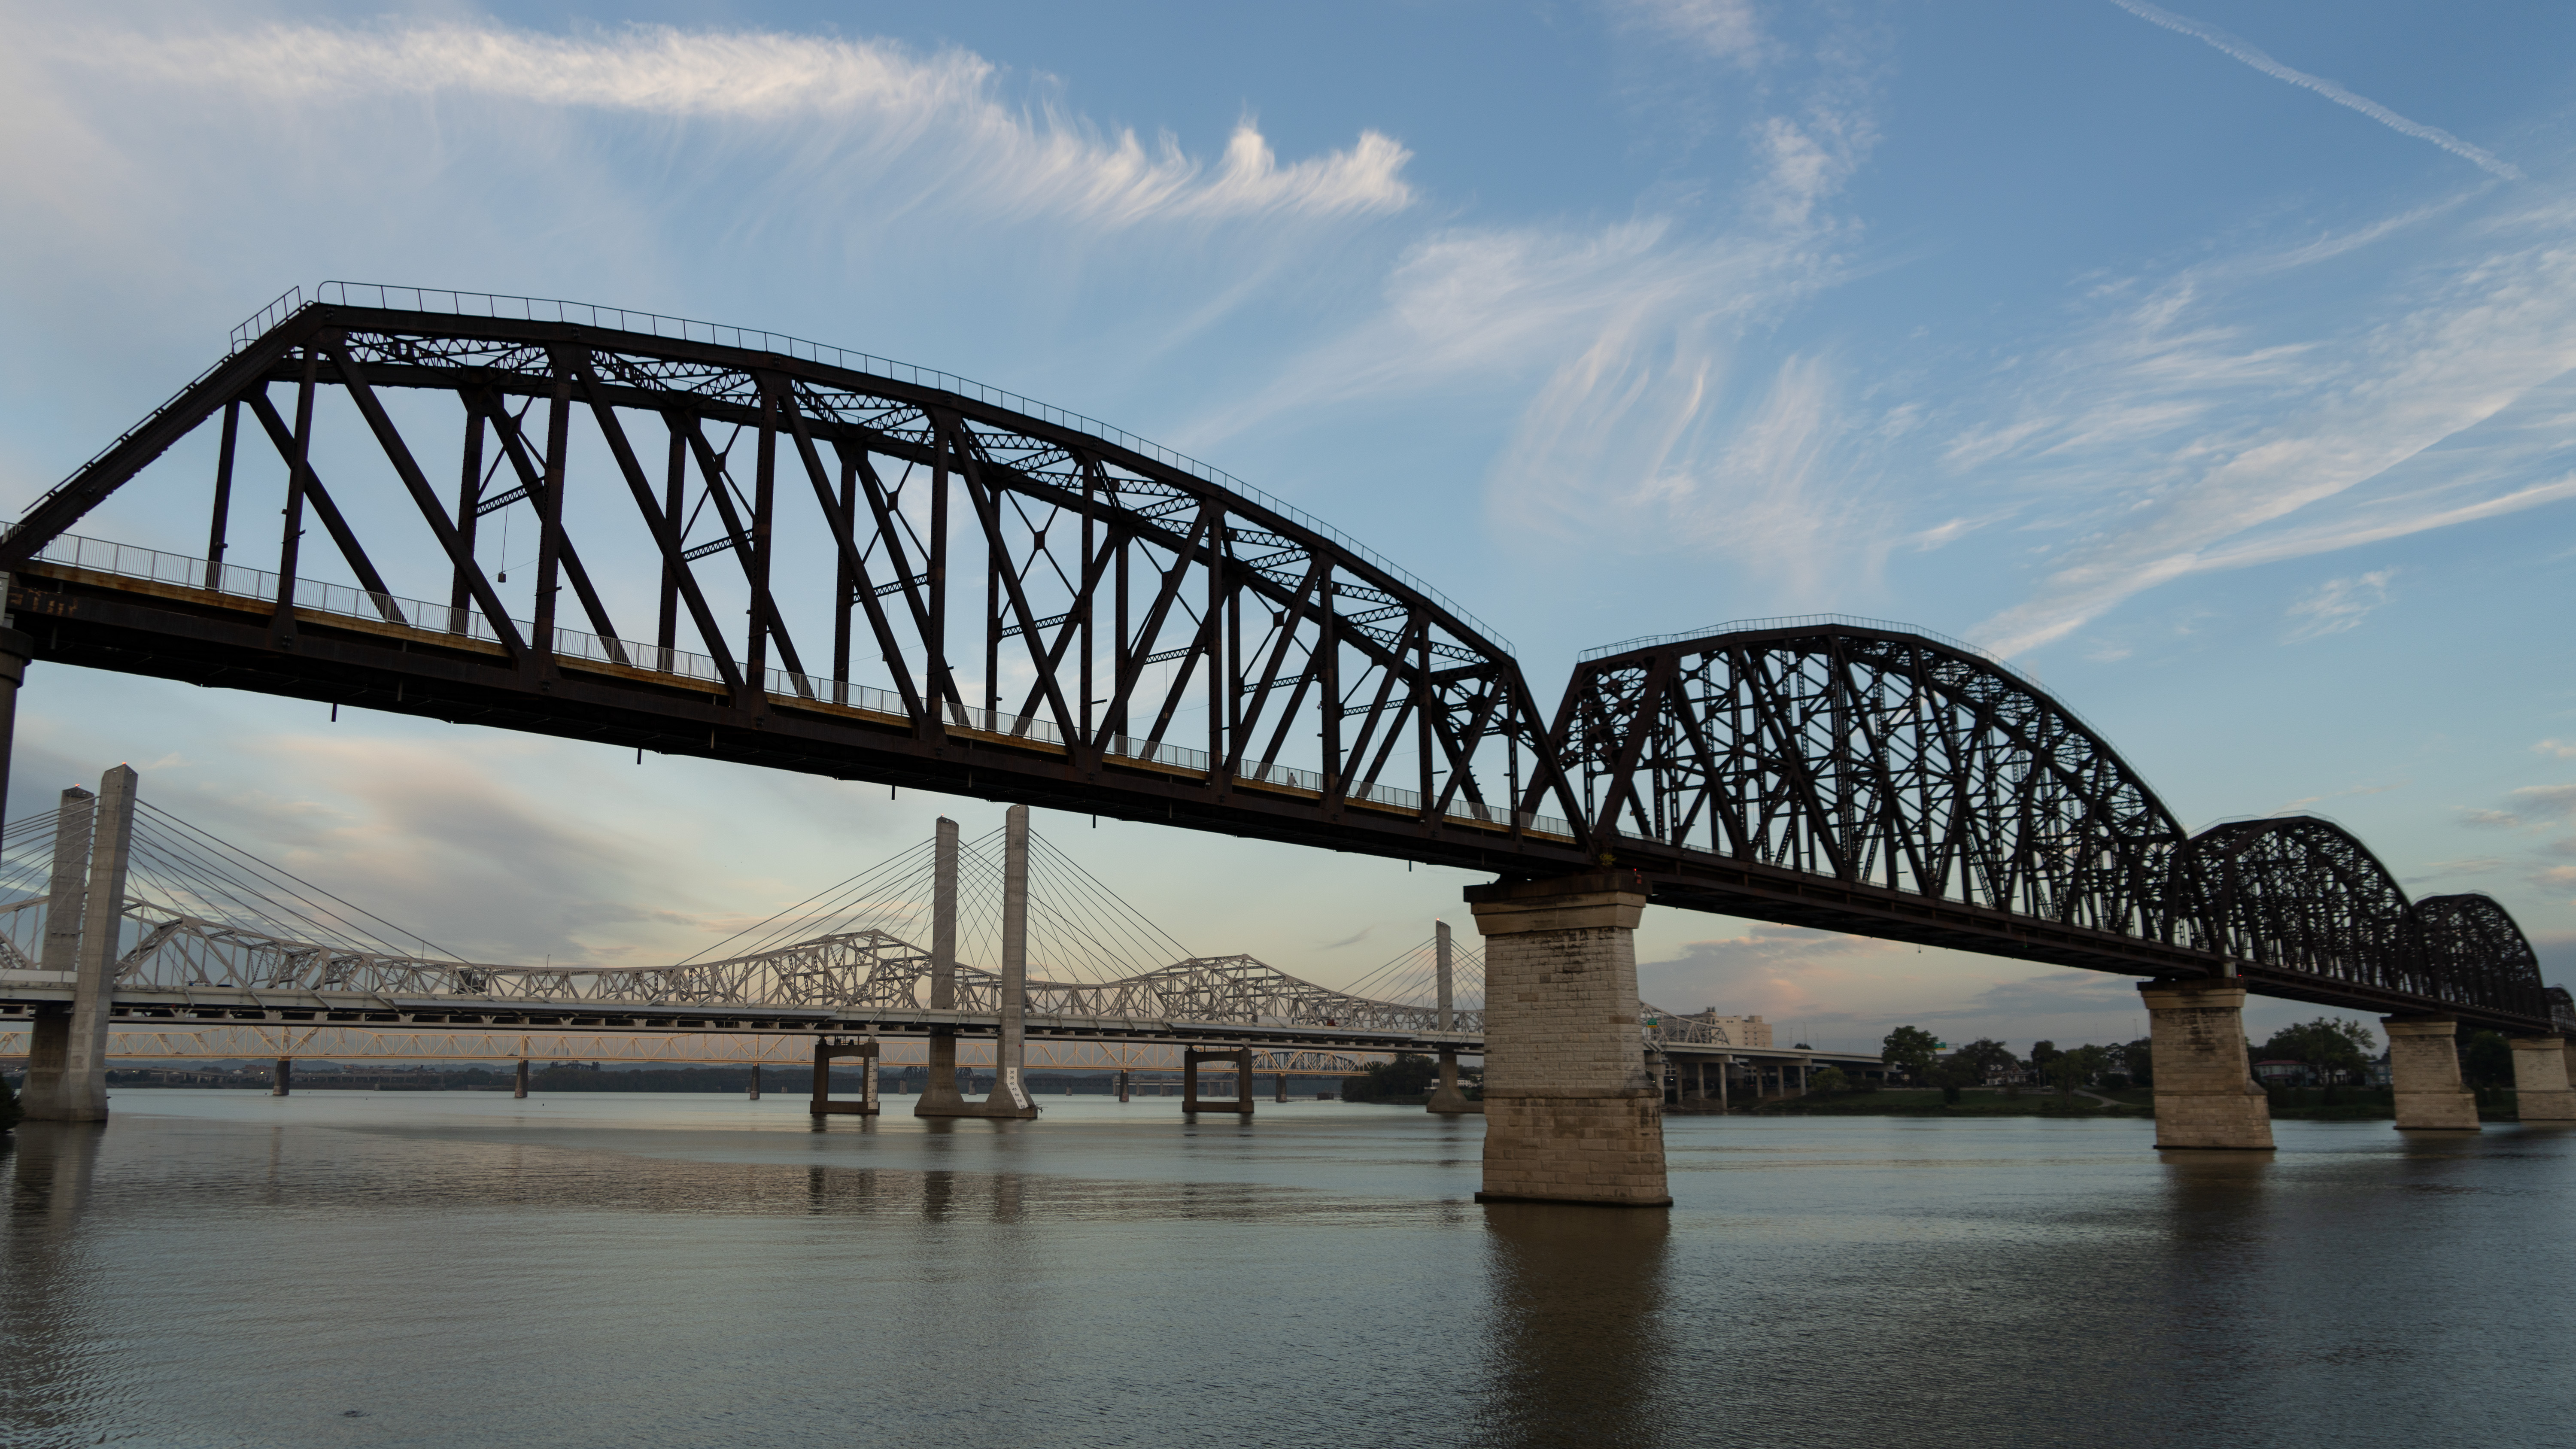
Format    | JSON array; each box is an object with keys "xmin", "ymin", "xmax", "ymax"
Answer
[
  {"xmin": 832, "ymin": 448, "xmax": 854, "ymax": 705},
  {"xmin": 1319, "ymin": 569, "xmax": 1342, "ymax": 802},
  {"xmin": 529, "ymin": 367, "xmax": 573, "ymax": 676},
  {"xmin": 205, "ymin": 400, "xmax": 238, "ymax": 592},
  {"xmin": 748, "ymin": 385, "xmax": 778, "ymax": 693},
  {"xmin": 928, "ymin": 430, "xmax": 952, "ymax": 728},
  {"xmin": 1079, "ymin": 464, "xmax": 1096, "ymax": 746},
  {"xmin": 1208, "ymin": 513, "xmax": 1225, "ymax": 771},
  {"xmin": 449, "ymin": 403, "xmax": 484, "ymax": 633},
  {"xmin": 1110, "ymin": 535, "xmax": 1130, "ymax": 741},
  {"xmin": 657, "ymin": 424, "xmax": 683, "ymax": 670},
  {"xmin": 270, "ymin": 361, "xmax": 318, "ymax": 648}
]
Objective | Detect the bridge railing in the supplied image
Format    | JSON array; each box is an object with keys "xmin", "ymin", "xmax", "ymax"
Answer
[{"xmin": 25, "ymin": 533, "xmax": 1577, "ymax": 840}]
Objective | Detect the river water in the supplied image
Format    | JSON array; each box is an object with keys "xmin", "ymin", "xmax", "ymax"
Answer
[{"xmin": 4, "ymin": 1091, "xmax": 2570, "ymax": 1448}]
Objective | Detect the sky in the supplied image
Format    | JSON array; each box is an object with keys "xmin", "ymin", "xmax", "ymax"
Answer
[{"xmin": 6, "ymin": 0, "xmax": 2575, "ymax": 1055}]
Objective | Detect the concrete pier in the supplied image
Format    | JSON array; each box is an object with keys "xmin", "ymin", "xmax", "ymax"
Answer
[
  {"xmin": 271, "ymin": 1057, "xmax": 292, "ymax": 1097},
  {"xmin": 1426, "ymin": 918, "xmax": 1480, "ymax": 1115},
  {"xmin": 811, "ymin": 1038, "xmax": 881, "ymax": 1116},
  {"xmin": 513, "ymin": 1058, "xmax": 528, "ymax": 1099},
  {"xmin": 27, "ymin": 766, "xmax": 137, "ymax": 1124},
  {"xmin": 18, "ymin": 787, "xmax": 94, "ymax": 1120},
  {"xmin": 747, "ymin": 1063, "xmax": 761, "ymax": 1100},
  {"xmin": 2509, "ymin": 1036, "xmax": 2576, "ymax": 1123},
  {"xmin": 1466, "ymin": 872, "xmax": 1669, "ymax": 1207},
  {"xmin": 2137, "ymin": 980, "xmax": 2274, "ymax": 1150},
  {"xmin": 915, "ymin": 817, "xmax": 970, "ymax": 1118},
  {"xmin": 2383, "ymin": 1016, "xmax": 2480, "ymax": 1130},
  {"xmin": 978, "ymin": 805, "xmax": 1039, "ymax": 1118},
  {"xmin": 1117, "ymin": 1069, "xmax": 1130, "ymax": 1103},
  {"xmin": 1182, "ymin": 1046, "xmax": 1254, "ymax": 1114}
]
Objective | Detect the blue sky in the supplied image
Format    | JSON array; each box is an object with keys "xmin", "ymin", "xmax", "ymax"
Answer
[{"xmin": 6, "ymin": 0, "xmax": 2573, "ymax": 1053}]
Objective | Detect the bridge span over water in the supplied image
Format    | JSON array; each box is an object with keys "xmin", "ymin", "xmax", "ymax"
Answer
[{"xmin": 1, "ymin": 284, "xmax": 2569, "ymax": 1199}]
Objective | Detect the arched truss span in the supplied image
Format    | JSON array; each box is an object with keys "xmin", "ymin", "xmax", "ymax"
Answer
[
  {"xmin": 2400, "ymin": 893, "xmax": 2547, "ymax": 1021},
  {"xmin": 0, "ymin": 286, "xmax": 1585, "ymax": 869},
  {"xmin": 1560, "ymin": 622, "xmax": 2190, "ymax": 942}
]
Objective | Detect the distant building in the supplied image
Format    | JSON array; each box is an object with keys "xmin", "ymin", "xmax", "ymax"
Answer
[
  {"xmin": 1676, "ymin": 1011, "xmax": 1772, "ymax": 1048},
  {"xmin": 2253, "ymin": 1059, "xmax": 2315, "ymax": 1087}
]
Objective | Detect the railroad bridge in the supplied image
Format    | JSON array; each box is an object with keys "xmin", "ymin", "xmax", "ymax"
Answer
[{"xmin": 2, "ymin": 283, "xmax": 2569, "ymax": 1202}]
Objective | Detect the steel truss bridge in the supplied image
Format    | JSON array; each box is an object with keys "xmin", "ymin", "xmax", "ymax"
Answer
[{"xmin": 3, "ymin": 283, "xmax": 2561, "ymax": 1035}]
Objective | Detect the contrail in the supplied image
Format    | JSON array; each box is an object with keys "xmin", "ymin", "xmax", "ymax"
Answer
[{"xmin": 2108, "ymin": 0, "xmax": 2521, "ymax": 180}]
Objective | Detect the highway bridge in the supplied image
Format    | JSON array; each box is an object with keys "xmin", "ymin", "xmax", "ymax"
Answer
[{"xmin": 1, "ymin": 283, "xmax": 2566, "ymax": 1199}]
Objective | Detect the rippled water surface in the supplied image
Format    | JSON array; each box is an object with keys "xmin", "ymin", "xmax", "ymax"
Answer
[{"xmin": 6, "ymin": 1092, "xmax": 2571, "ymax": 1448}]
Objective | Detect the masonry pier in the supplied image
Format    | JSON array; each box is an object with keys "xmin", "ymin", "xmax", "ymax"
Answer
[
  {"xmin": 513, "ymin": 1058, "xmax": 528, "ymax": 1099},
  {"xmin": 810, "ymin": 1038, "xmax": 881, "ymax": 1116},
  {"xmin": 1182, "ymin": 1046, "xmax": 1254, "ymax": 1115},
  {"xmin": 2509, "ymin": 1036, "xmax": 2576, "ymax": 1123},
  {"xmin": 2138, "ymin": 980, "xmax": 2273, "ymax": 1149},
  {"xmin": 2383, "ymin": 1016, "xmax": 2480, "ymax": 1130},
  {"xmin": 271, "ymin": 1058, "xmax": 291, "ymax": 1097},
  {"xmin": 1467, "ymin": 872, "xmax": 1668, "ymax": 1207}
]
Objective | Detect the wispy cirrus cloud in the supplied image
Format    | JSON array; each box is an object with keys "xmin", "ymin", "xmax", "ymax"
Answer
[
  {"xmin": 1964, "ymin": 197, "xmax": 2576, "ymax": 656},
  {"xmin": 46, "ymin": 19, "xmax": 1415, "ymax": 229},
  {"xmin": 1609, "ymin": 0, "xmax": 1768, "ymax": 67},
  {"xmin": 2285, "ymin": 568, "xmax": 2397, "ymax": 640},
  {"xmin": 2106, "ymin": 0, "xmax": 2522, "ymax": 180}
]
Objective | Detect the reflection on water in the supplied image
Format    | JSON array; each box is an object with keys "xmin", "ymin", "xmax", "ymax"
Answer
[
  {"xmin": 3, "ymin": 1094, "xmax": 2571, "ymax": 1448},
  {"xmin": 1479, "ymin": 1205, "xmax": 1668, "ymax": 1446}
]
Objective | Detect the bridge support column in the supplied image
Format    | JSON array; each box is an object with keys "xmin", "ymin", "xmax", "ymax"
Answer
[
  {"xmin": 272, "ymin": 1058, "xmax": 291, "ymax": 1097},
  {"xmin": 1117, "ymin": 1069, "xmax": 1130, "ymax": 1103},
  {"xmin": 2382, "ymin": 1017, "xmax": 2479, "ymax": 1131},
  {"xmin": 513, "ymin": 1058, "xmax": 528, "ymax": 1099},
  {"xmin": 747, "ymin": 1063, "xmax": 761, "ymax": 1100},
  {"xmin": 1426, "ymin": 920, "xmax": 1480, "ymax": 1115},
  {"xmin": 19, "ymin": 787, "xmax": 96, "ymax": 1122},
  {"xmin": 34, "ymin": 766, "xmax": 137, "ymax": 1125},
  {"xmin": 2509, "ymin": 1036, "xmax": 2576, "ymax": 1123},
  {"xmin": 1275, "ymin": 1072, "xmax": 1287, "ymax": 1103},
  {"xmin": 811, "ymin": 1038, "xmax": 881, "ymax": 1117},
  {"xmin": 2139, "ymin": 981, "xmax": 2272, "ymax": 1149},
  {"xmin": 1466, "ymin": 872, "xmax": 1668, "ymax": 1207},
  {"xmin": 1182, "ymin": 1046, "xmax": 1254, "ymax": 1114},
  {"xmin": 973, "ymin": 805, "xmax": 1039, "ymax": 1119},
  {"xmin": 915, "ymin": 817, "xmax": 973, "ymax": 1118}
]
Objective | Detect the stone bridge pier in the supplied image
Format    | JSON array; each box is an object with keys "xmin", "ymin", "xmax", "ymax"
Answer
[
  {"xmin": 2138, "ymin": 980, "xmax": 2274, "ymax": 1150},
  {"xmin": 2383, "ymin": 1016, "xmax": 2480, "ymax": 1130},
  {"xmin": 2509, "ymin": 1036, "xmax": 2576, "ymax": 1124},
  {"xmin": 1466, "ymin": 872, "xmax": 1668, "ymax": 1207}
]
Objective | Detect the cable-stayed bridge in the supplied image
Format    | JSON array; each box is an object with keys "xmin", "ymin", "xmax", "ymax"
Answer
[{"xmin": 0, "ymin": 786, "xmax": 1798, "ymax": 1079}]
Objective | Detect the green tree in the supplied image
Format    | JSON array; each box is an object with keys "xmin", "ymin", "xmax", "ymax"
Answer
[
  {"xmin": 2116, "ymin": 1037, "xmax": 2153, "ymax": 1088},
  {"xmin": 1810, "ymin": 1066, "xmax": 1852, "ymax": 1095},
  {"xmin": 2029, "ymin": 1040, "xmax": 2061, "ymax": 1071},
  {"xmin": 2461, "ymin": 1030, "xmax": 2515, "ymax": 1090},
  {"xmin": 1882, "ymin": 1025, "xmax": 1940, "ymax": 1085},
  {"xmin": 2257, "ymin": 1018, "xmax": 2376, "ymax": 1084},
  {"xmin": 1342, "ymin": 1053, "xmax": 1439, "ymax": 1103},
  {"xmin": 2045, "ymin": 1044, "xmax": 2110, "ymax": 1103}
]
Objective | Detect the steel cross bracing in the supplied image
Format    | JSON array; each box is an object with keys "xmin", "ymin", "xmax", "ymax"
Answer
[
  {"xmin": 1562, "ymin": 623, "xmax": 2556, "ymax": 1031},
  {"xmin": 3, "ymin": 286, "xmax": 2560, "ymax": 1033}
]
